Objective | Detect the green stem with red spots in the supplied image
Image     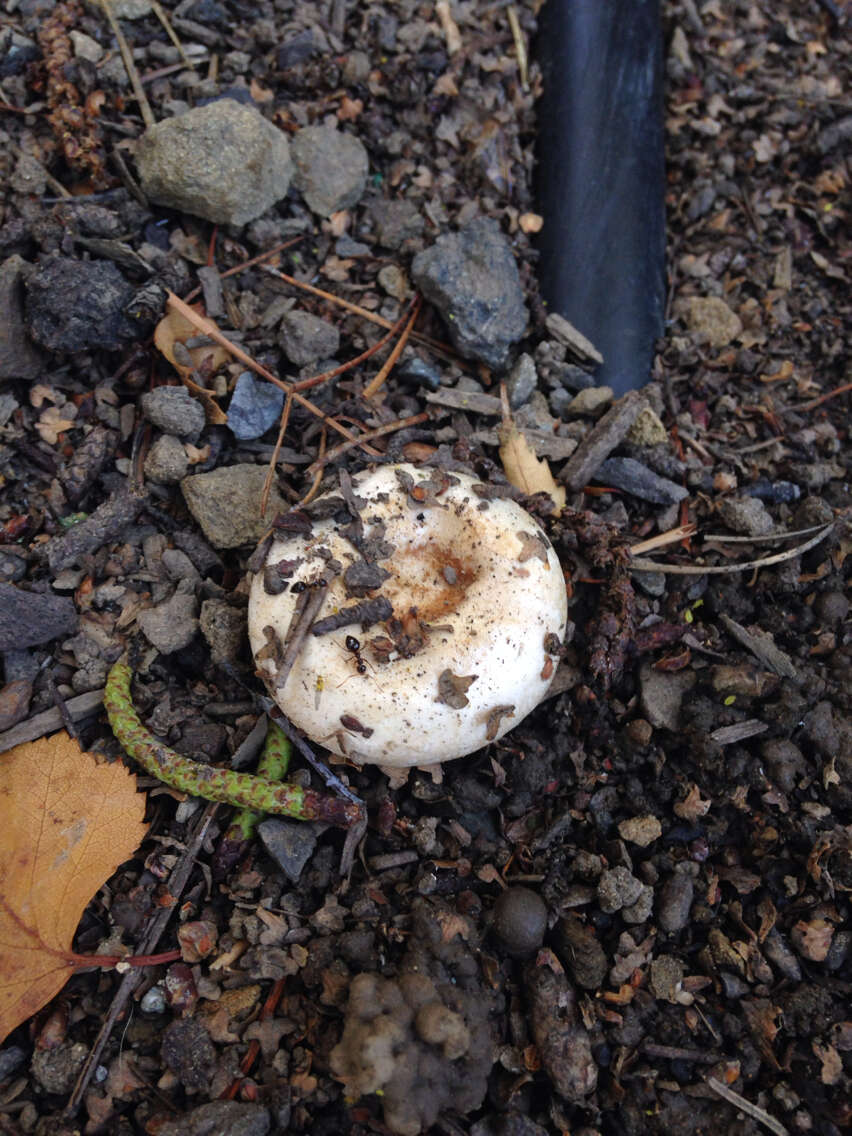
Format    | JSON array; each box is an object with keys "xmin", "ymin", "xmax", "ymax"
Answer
[
  {"xmin": 227, "ymin": 720, "xmax": 291, "ymax": 842},
  {"xmin": 105, "ymin": 661, "xmax": 361, "ymax": 828}
]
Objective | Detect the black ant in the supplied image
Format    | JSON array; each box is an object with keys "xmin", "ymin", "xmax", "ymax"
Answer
[{"xmin": 345, "ymin": 635, "xmax": 368, "ymax": 675}]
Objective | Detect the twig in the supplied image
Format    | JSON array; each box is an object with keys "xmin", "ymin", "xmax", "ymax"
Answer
[
  {"xmin": 782, "ymin": 380, "xmax": 852, "ymax": 414},
  {"xmin": 260, "ymin": 264, "xmax": 460, "ymax": 360},
  {"xmin": 362, "ymin": 297, "xmax": 421, "ymax": 398},
  {"xmin": 181, "ymin": 237, "xmax": 305, "ymax": 304},
  {"xmin": 297, "ymin": 427, "xmax": 327, "ymax": 508},
  {"xmin": 65, "ymin": 802, "xmax": 219, "ymax": 1116},
  {"xmin": 0, "ymin": 690, "xmax": 104, "ymax": 754},
  {"xmin": 100, "ymin": 0, "xmax": 155, "ymax": 129},
  {"xmin": 293, "ymin": 298, "xmax": 418, "ymax": 393},
  {"xmin": 150, "ymin": 0, "xmax": 195, "ymax": 69},
  {"xmin": 702, "ymin": 523, "xmax": 831, "ymax": 545},
  {"xmin": 629, "ymin": 525, "xmax": 696, "ymax": 556},
  {"xmin": 630, "ymin": 523, "xmax": 833, "ymax": 575},
  {"xmin": 45, "ymin": 673, "xmax": 78, "ymax": 740},
  {"xmin": 260, "ymin": 391, "xmax": 293, "ymax": 518},
  {"xmin": 305, "ymin": 410, "xmax": 430, "ymax": 476},
  {"xmin": 706, "ymin": 1077, "xmax": 789, "ymax": 1136},
  {"xmin": 9, "ymin": 140, "xmax": 71, "ymax": 198},
  {"xmin": 435, "ymin": 0, "xmax": 462, "ymax": 54},
  {"xmin": 507, "ymin": 6, "xmax": 529, "ymax": 89},
  {"xmin": 267, "ymin": 712, "xmax": 363, "ymax": 806},
  {"xmin": 165, "ymin": 292, "xmax": 381, "ymax": 455}
]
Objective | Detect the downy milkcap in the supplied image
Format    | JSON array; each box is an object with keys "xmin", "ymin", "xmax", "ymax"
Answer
[{"xmin": 248, "ymin": 464, "xmax": 567, "ymax": 768}]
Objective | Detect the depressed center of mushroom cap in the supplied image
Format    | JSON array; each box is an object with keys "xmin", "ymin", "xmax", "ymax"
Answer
[{"xmin": 248, "ymin": 464, "xmax": 568, "ymax": 768}]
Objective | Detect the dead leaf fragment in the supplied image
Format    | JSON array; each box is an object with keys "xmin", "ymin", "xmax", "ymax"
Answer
[
  {"xmin": 498, "ymin": 387, "xmax": 565, "ymax": 514},
  {"xmin": 435, "ymin": 669, "xmax": 477, "ymax": 710},
  {"xmin": 153, "ymin": 306, "xmax": 228, "ymax": 425},
  {"xmin": 0, "ymin": 733, "xmax": 147, "ymax": 1043},
  {"xmin": 791, "ymin": 918, "xmax": 834, "ymax": 962}
]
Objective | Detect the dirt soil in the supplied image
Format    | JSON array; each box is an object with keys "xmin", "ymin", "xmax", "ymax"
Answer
[{"xmin": 0, "ymin": 1, "xmax": 850, "ymax": 1134}]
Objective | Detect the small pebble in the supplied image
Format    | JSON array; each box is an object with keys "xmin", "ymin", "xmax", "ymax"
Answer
[
  {"xmin": 141, "ymin": 387, "xmax": 205, "ymax": 438},
  {"xmin": 657, "ymin": 868, "xmax": 695, "ymax": 933},
  {"xmin": 492, "ymin": 886, "xmax": 548, "ymax": 956},
  {"xmin": 144, "ymin": 433, "xmax": 189, "ymax": 484},
  {"xmin": 140, "ymin": 985, "xmax": 168, "ymax": 1014},
  {"xmin": 227, "ymin": 371, "xmax": 285, "ymax": 440}
]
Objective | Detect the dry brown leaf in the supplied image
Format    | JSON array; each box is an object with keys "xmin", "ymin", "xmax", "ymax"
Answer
[
  {"xmin": 0, "ymin": 733, "xmax": 147, "ymax": 1043},
  {"xmin": 153, "ymin": 306, "xmax": 229, "ymax": 425},
  {"xmin": 497, "ymin": 387, "xmax": 565, "ymax": 514}
]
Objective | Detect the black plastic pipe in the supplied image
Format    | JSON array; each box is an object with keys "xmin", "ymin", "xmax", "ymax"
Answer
[{"xmin": 535, "ymin": 0, "xmax": 666, "ymax": 394}]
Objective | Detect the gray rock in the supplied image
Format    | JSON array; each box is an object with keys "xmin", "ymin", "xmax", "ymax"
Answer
[
  {"xmin": 30, "ymin": 1041, "xmax": 88, "ymax": 1095},
  {"xmin": 657, "ymin": 868, "xmax": 695, "ymax": 933},
  {"xmin": 0, "ymin": 584, "xmax": 78, "ymax": 652},
  {"xmin": 815, "ymin": 591, "xmax": 849, "ymax": 625},
  {"xmin": 279, "ymin": 310, "xmax": 340, "ymax": 367},
  {"xmin": 0, "ymin": 256, "xmax": 43, "ymax": 379},
  {"xmin": 25, "ymin": 256, "xmax": 137, "ymax": 352},
  {"xmin": 506, "ymin": 353, "xmax": 537, "ymax": 408},
  {"xmin": 760, "ymin": 738, "xmax": 807, "ymax": 793},
  {"xmin": 143, "ymin": 433, "xmax": 189, "ymax": 484},
  {"xmin": 161, "ymin": 548, "xmax": 201, "ymax": 583},
  {"xmin": 372, "ymin": 198, "xmax": 425, "ymax": 249},
  {"xmin": 181, "ymin": 464, "xmax": 286, "ymax": 548},
  {"xmin": 397, "ymin": 356, "xmax": 441, "ymax": 391},
  {"xmin": 787, "ymin": 459, "xmax": 844, "ymax": 490},
  {"xmin": 141, "ymin": 387, "xmax": 206, "ymax": 438},
  {"xmin": 291, "ymin": 125, "xmax": 369, "ymax": 216},
  {"xmin": 411, "ymin": 218, "xmax": 528, "ymax": 370},
  {"xmin": 633, "ymin": 570, "xmax": 666, "ymax": 597},
  {"xmin": 136, "ymin": 100, "xmax": 293, "ymax": 226},
  {"xmin": 622, "ymin": 884, "xmax": 654, "ymax": 924},
  {"xmin": 200, "ymin": 599, "xmax": 246, "ymax": 665},
  {"xmin": 639, "ymin": 661, "xmax": 695, "ymax": 730},
  {"xmin": 258, "ymin": 817, "xmax": 320, "ymax": 883},
  {"xmin": 564, "ymin": 386, "xmax": 613, "ymax": 417},
  {"xmin": 228, "ymin": 371, "xmax": 285, "ymax": 440},
  {"xmin": 157, "ymin": 1102, "xmax": 270, "ymax": 1136},
  {"xmin": 138, "ymin": 585, "xmax": 198, "ymax": 654},
  {"xmin": 716, "ymin": 496, "xmax": 774, "ymax": 536},
  {"xmin": 594, "ymin": 457, "xmax": 688, "ymax": 505},
  {"xmin": 597, "ymin": 866, "xmax": 643, "ymax": 913}
]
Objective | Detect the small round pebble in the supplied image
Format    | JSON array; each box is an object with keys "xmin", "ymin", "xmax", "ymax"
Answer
[{"xmin": 492, "ymin": 886, "xmax": 548, "ymax": 956}]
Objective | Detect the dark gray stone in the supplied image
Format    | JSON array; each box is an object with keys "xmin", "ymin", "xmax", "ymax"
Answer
[
  {"xmin": 25, "ymin": 256, "xmax": 137, "ymax": 352},
  {"xmin": 716, "ymin": 495, "xmax": 774, "ymax": 536},
  {"xmin": 0, "ymin": 584, "xmax": 78, "ymax": 652},
  {"xmin": 258, "ymin": 817, "xmax": 319, "ymax": 883},
  {"xmin": 279, "ymin": 310, "xmax": 340, "ymax": 368},
  {"xmin": 397, "ymin": 356, "xmax": 441, "ymax": 391},
  {"xmin": 181, "ymin": 465, "xmax": 286, "ymax": 548},
  {"xmin": 411, "ymin": 218, "xmax": 528, "ymax": 370},
  {"xmin": 373, "ymin": 198, "xmax": 425, "ymax": 249},
  {"xmin": 141, "ymin": 386, "xmax": 206, "ymax": 438},
  {"xmin": 291, "ymin": 125, "xmax": 369, "ymax": 216},
  {"xmin": 0, "ymin": 255, "xmax": 43, "ymax": 379},
  {"xmin": 506, "ymin": 353, "xmax": 537, "ymax": 408},
  {"xmin": 594, "ymin": 456, "xmax": 688, "ymax": 505},
  {"xmin": 228, "ymin": 371, "xmax": 285, "ymax": 440},
  {"xmin": 136, "ymin": 100, "xmax": 293, "ymax": 226},
  {"xmin": 143, "ymin": 433, "xmax": 189, "ymax": 485},
  {"xmin": 138, "ymin": 585, "xmax": 198, "ymax": 654}
]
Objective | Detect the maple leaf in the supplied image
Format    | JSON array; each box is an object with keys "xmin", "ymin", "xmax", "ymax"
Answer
[{"xmin": 0, "ymin": 733, "xmax": 147, "ymax": 1043}]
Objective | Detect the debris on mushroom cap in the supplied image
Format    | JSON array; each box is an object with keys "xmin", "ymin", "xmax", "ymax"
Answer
[{"xmin": 248, "ymin": 463, "xmax": 568, "ymax": 767}]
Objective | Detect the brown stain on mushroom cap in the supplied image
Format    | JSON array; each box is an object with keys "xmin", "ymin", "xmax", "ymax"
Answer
[{"xmin": 382, "ymin": 542, "xmax": 479, "ymax": 623}]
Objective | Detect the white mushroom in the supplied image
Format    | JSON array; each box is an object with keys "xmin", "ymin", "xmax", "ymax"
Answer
[{"xmin": 248, "ymin": 464, "xmax": 567, "ymax": 768}]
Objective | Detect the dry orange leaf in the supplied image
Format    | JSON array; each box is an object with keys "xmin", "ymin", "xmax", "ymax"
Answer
[
  {"xmin": 0, "ymin": 733, "xmax": 147, "ymax": 1043},
  {"xmin": 497, "ymin": 387, "xmax": 565, "ymax": 514},
  {"xmin": 153, "ymin": 306, "xmax": 229, "ymax": 425}
]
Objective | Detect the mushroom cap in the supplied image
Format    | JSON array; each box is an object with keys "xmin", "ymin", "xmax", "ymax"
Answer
[{"xmin": 248, "ymin": 464, "xmax": 567, "ymax": 767}]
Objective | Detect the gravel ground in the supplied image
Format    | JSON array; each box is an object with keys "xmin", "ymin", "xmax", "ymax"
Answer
[{"xmin": 0, "ymin": 1, "xmax": 849, "ymax": 1134}]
